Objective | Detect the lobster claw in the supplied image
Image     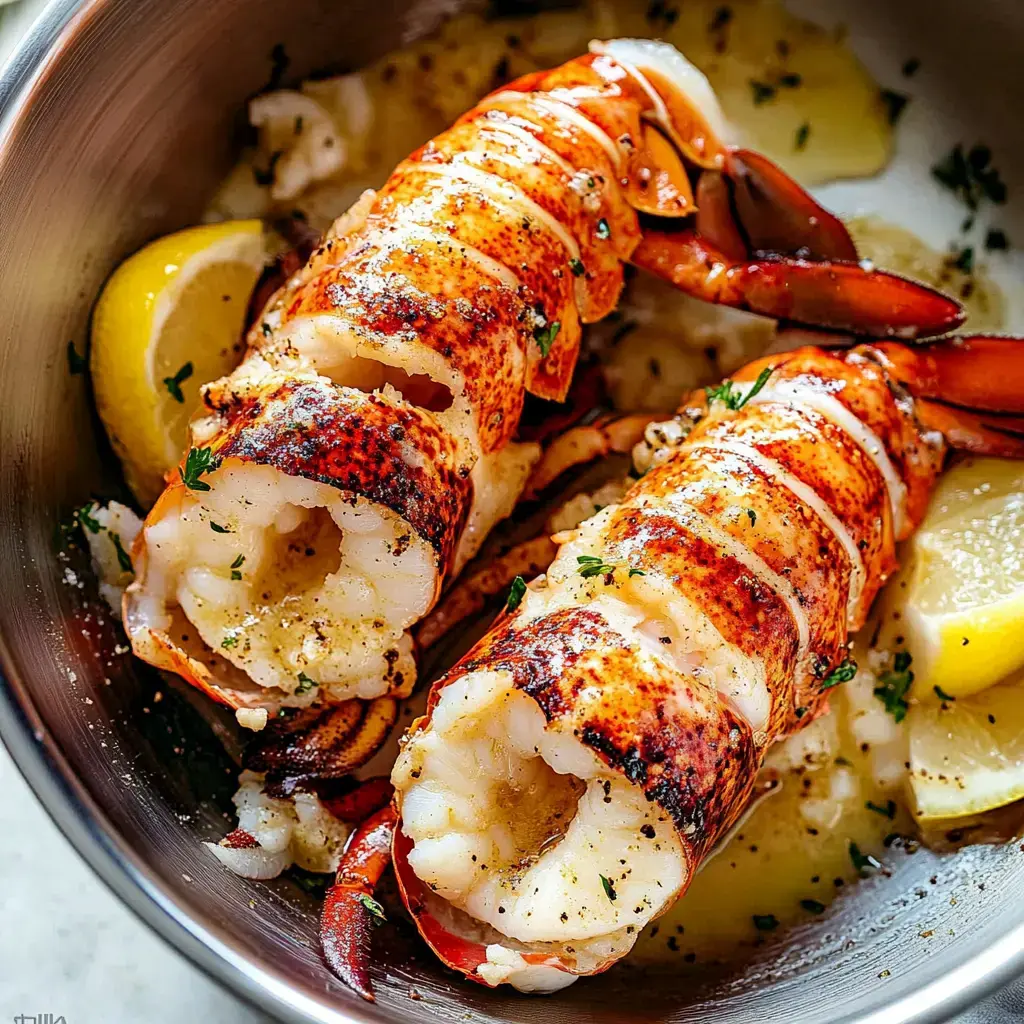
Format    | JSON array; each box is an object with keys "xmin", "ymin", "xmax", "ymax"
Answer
[
  {"xmin": 724, "ymin": 148, "xmax": 857, "ymax": 261},
  {"xmin": 631, "ymin": 227, "xmax": 965, "ymax": 339},
  {"xmin": 321, "ymin": 805, "xmax": 397, "ymax": 1002}
]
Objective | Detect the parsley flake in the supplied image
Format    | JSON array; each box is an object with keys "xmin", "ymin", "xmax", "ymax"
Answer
[
  {"xmin": 866, "ymin": 799, "xmax": 897, "ymax": 819},
  {"xmin": 821, "ymin": 657, "xmax": 857, "ymax": 691},
  {"xmin": 932, "ymin": 144, "xmax": 1007, "ymax": 212},
  {"xmin": 296, "ymin": 671, "xmax": 317, "ymax": 695},
  {"xmin": 705, "ymin": 365, "xmax": 774, "ymax": 411},
  {"xmin": 533, "ymin": 320, "xmax": 561, "ymax": 357},
  {"xmin": 179, "ymin": 447, "xmax": 219, "ymax": 491},
  {"xmin": 934, "ymin": 684, "xmax": 956, "ymax": 702},
  {"xmin": 221, "ymin": 633, "xmax": 240, "ymax": 649},
  {"xmin": 795, "ymin": 121, "xmax": 811, "ymax": 150},
  {"xmin": 111, "ymin": 532, "xmax": 133, "ymax": 573},
  {"xmin": 569, "ymin": 257, "xmax": 586, "ymax": 277},
  {"xmin": 357, "ymin": 893, "xmax": 387, "ymax": 921},
  {"xmin": 873, "ymin": 651, "xmax": 914, "ymax": 722},
  {"xmin": 952, "ymin": 246, "xmax": 975, "ymax": 274},
  {"xmin": 506, "ymin": 575, "xmax": 527, "ymax": 613},
  {"xmin": 76, "ymin": 503, "xmax": 103, "ymax": 535},
  {"xmin": 599, "ymin": 874, "xmax": 617, "ymax": 901},
  {"xmin": 749, "ymin": 79, "xmax": 776, "ymax": 105},
  {"xmin": 849, "ymin": 841, "xmax": 882, "ymax": 874},
  {"xmin": 210, "ymin": 522, "xmax": 231, "ymax": 534},
  {"xmin": 162, "ymin": 361, "xmax": 194, "ymax": 403},
  {"xmin": 628, "ymin": 568, "xmax": 646, "ymax": 577},
  {"xmin": 745, "ymin": 509, "xmax": 757, "ymax": 527},
  {"xmin": 879, "ymin": 89, "xmax": 910, "ymax": 126}
]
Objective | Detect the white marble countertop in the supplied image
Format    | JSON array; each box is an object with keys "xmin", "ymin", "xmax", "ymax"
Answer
[{"xmin": 0, "ymin": 3, "xmax": 1023, "ymax": 1022}]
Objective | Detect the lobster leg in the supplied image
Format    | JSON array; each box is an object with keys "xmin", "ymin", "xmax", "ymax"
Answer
[
  {"xmin": 631, "ymin": 227, "xmax": 964, "ymax": 339},
  {"xmin": 319, "ymin": 776, "xmax": 395, "ymax": 824},
  {"xmin": 321, "ymin": 805, "xmax": 397, "ymax": 1002}
]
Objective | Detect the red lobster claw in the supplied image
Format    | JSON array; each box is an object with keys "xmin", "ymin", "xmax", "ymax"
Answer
[{"xmin": 320, "ymin": 805, "xmax": 397, "ymax": 1002}]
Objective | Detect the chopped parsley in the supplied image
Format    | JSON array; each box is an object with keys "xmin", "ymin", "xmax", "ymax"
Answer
[
  {"xmin": 934, "ymin": 684, "xmax": 956, "ymax": 702},
  {"xmin": 179, "ymin": 446, "xmax": 219, "ymax": 491},
  {"xmin": 985, "ymin": 228, "xmax": 1009, "ymax": 250},
  {"xmin": 162, "ymin": 361, "xmax": 194, "ymax": 403},
  {"xmin": 866, "ymin": 799, "xmax": 897, "ymax": 819},
  {"xmin": 952, "ymin": 246, "xmax": 975, "ymax": 274},
  {"xmin": 745, "ymin": 509, "xmax": 757, "ymax": 527},
  {"xmin": 596, "ymin": 218, "xmax": 611, "ymax": 240},
  {"xmin": 932, "ymin": 144, "xmax": 1007, "ymax": 212},
  {"xmin": 111, "ymin": 532, "xmax": 133, "ymax": 573},
  {"xmin": 577, "ymin": 555, "xmax": 618, "ymax": 579},
  {"xmin": 357, "ymin": 893, "xmax": 387, "ymax": 921},
  {"xmin": 67, "ymin": 341, "xmax": 88, "ymax": 375},
  {"xmin": 794, "ymin": 121, "xmax": 811, "ymax": 151},
  {"xmin": 230, "ymin": 553, "xmax": 244, "ymax": 580},
  {"xmin": 800, "ymin": 899, "xmax": 825, "ymax": 914},
  {"xmin": 706, "ymin": 365, "xmax": 773, "ymax": 411},
  {"xmin": 210, "ymin": 522, "xmax": 231, "ymax": 534},
  {"xmin": 873, "ymin": 650, "xmax": 914, "ymax": 722},
  {"xmin": 577, "ymin": 555, "xmax": 643, "ymax": 580},
  {"xmin": 749, "ymin": 79, "xmax": 776, "ymax": 106},
  {"xmin": 506, "ymin": 575, "xmax": 527, "ymax": 613},
  {"xmin": 261, "ymin": 321, "xmax": 273, "ymax": 337},
  {"xmin": 221, "ymin": 632, "xmax": 240, "ymax": 649},
  {"xmin": 820, "ymin": 657, "xmax": 857, "ymax": 691},
  {"xmin": 599, "ymin": 874, "xmax": 617, "ymax": 902},
  {"xmin": 76, "ymin": 503, "xmax": 103, "ymax": 535},
  {"xmin": 849, "ymin": 841, "xmax": 882, "ymax": 874},
  {"xmin": 533, "ymin": 320, "xmax": 561, "ymax": 357},
  {"xmin": 295, "ymin": 671, "xmax": 317, "ymax": 695},
  {"xmin": 752, "ymin": 913, "xmax": 779, "ymax": 931},
  {"xmin": 879, "ymin": 89, "xmax": 910, "ymax": 126},
  {"xmin": 569, "ymin": 257, "xmax": 586, "ymax": 277}
]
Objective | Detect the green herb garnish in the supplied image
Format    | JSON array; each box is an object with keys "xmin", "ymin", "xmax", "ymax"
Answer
[
  {"xmin": 162, "ymin": 361, "xmax": 194, "ymax": 404},
  {"xmin": 849, "ymin": 841, "xmax": 881, "ymax": 874},
  {"xmin": 745, "ymin": 509, "xmax": 757, "ymax": 527},
  {"xmin": 230, "ymin": 553, "xmax": 245, "ymax": 581},
  {"xmin": 221, "ymin": 632, "xmax": 239, "ymax": 649},
  {"xmin": 866, "ymin": 799, "xmax": 897, "ymax": 819},
  {"xmin": 569, "ymin": 257, "xmax": 586, "ymax": 277},
  {"xmin": 749, "ymin": 79, "xmax": 776, "ymax": 105},
  {"xmin": 628, "ymin": 568, "xmax": 646, "ymax": 577},
  {"xmin": 111, "ymin": 532, "xmax": 133, "ymax": 573},
  {"xmin": 794, "ymin": 122, "xmax": 811, "ymax": 150},
  {"xmin": 76, "ymin": 503, "xmax": 103, "ymax": 535},
  {"xmin": 932, "ymin": 144, "xmax": 1007, "ymax": 211},
  {"xmin": 873, "ymin": 650, "xmax": 914, "ymax": 722},
  {"xmin": 934, "ymin": 685, "xmax": 956, "ymax": 702},
  {"xmin": 506, "ymin": 575, "xmax": 527, "ymax": 613},
  {"xmin": 952, "ymin": 246, "xmax": 975, "ymax": 274},
  {"xmin": 600, "ymin": 874, "xmax": 617, "ymax": 902},
  {"xmin": 210, "ymin": 522, "xmax": 231, "ymax": 534},
  {"xmin": 357, "ymin": 893, "xmax": 387, "ymax": 921},
  {"xmin": 820, "ymin": 657, "xmax": 857, "ymax": 691},
  {"xmin": 179, "ymin": 446, "xmax": 219, "ymax": 491},
  {"xmin": 879, "ymin": 89, "xmax": 909, "ymax": 126},
  {"xmin": 705, "ymin": 365, "xmax": 773, "ymax": 411},
  {"xmin": 296, "ymin": 671, "xmax": 317, "ymax": 695},
  {"xmin": 577, "ymin": 555, "xmax": 618, "ymax": 578},
  {"xmin": 533, "ymin": 320, "xmax": 561, "ymax": 357}
]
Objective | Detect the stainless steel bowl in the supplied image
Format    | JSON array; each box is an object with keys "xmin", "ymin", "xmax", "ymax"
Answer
[{"xmin": 2, "ymin": 1, "xmax": 1024, "ymax": 1021}]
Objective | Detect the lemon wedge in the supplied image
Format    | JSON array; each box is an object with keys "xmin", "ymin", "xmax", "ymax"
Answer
[
  {"xmin": 909, "ymin": 672, "xmax": 1024, "ymax": 820},
  {"xmin": 91, "ymin": 220, "xmax": 266, "ymax": 505},
  {"xmin": 898, "ymin": 456, "xmax": 1024, "ymax": 700}
]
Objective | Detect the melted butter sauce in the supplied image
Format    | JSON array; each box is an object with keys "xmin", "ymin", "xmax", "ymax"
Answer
[{"xmin": 210, "ymin": 0, "xmax": 1013, "ymax": 972}]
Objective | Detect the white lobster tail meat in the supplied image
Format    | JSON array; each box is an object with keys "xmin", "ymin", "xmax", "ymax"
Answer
[
  {"xmin": 125, "ymin": 38, "xmax": 733, "ymax": 715},
  {"xmin": 392, "ymin": 346, "xmax": 949, "ymax": 990}
]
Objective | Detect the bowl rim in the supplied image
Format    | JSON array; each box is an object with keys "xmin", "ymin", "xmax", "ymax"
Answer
[{"xmin": 2, "ymin": 2, "xmax": 1024, "ymax": 1022}]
